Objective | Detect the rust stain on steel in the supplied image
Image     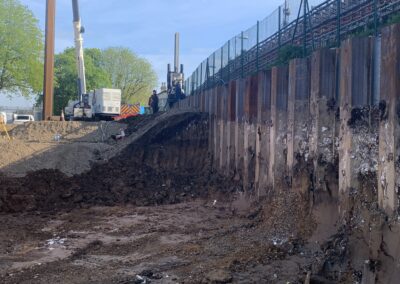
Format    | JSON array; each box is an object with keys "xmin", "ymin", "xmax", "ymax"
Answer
[
  {"xmin": 43, "ymin": 0, "xmax": 56, "ymax": 121},
  {"xmin": 244, "ymin": 75, "xmax": 258, "ymax": 124},
  {"xmin": 228, "ymin": 81, "xmax": 236, "ymax": 122}
]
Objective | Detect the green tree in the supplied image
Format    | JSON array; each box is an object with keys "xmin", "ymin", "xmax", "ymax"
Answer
[
  {"xmin": 101, "ymin": 47, "xmax": 158, "ymax": 105},
  {"xmin": 0, "ymin": 0, "xmax": 43, "ymax": 97},
  {"xmin": 53, "ymin": 48, "xmax": 111, "ymax": 115}
]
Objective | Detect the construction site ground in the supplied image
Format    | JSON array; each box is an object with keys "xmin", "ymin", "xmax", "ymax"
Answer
[{"xmin": 0, "ymin": 111, "xmax": 397, "ymax": 283}]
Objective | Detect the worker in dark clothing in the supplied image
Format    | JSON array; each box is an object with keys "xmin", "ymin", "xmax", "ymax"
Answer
[
  {"xmin": 149, "ymin": 90, "xmax": 159, "ymax": 114},
  {"xmin": 175, "ymin": 84, "xmax": 185, "ymax": 100},
  {"xmin": 167, "ymin": 89, "xmax": 176, "ymax": 109}
]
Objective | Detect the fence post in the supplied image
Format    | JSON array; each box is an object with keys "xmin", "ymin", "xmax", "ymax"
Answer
[
  {"xmin": 257, "ymin": 21, "xmax": 260, "ymax": 72},
  {"xmin": 197, "ymin": 68, "xmax": 200, "ymax": 93},
  {"xmin": 337, "ymin": 0, "xmax": 341, "ymax": 46},
  {"xmin": 228, "ymin": 40, "xmax": 231, "ymax": 82},
  {"xmin": 200, "ymin": 63, "xmax": 203, "ymax": 92},
  {"xmin": 241, "ymin": 31, "xmax": 244, "ymax": 78},
  {"xmin": 208, "ymin": 57, "xmax": 210, "ymax": 89},
  {"xmin": 373, "ymin": 0, "xmax": 378, "ymax": 36},
  {"xmin": 213, "ymin": 52, "xmax": 216, "ymax": 88},
  {"xmin": 221, "ymin": 47, "xmax": 224, "ymax": 84},
  {"xmin": 303, "ymin": 0, "xmax": 307, "ymax": 56},
  {"xmin": 278, "ymin": 6, "xmax": 282, "ymax": 48}
]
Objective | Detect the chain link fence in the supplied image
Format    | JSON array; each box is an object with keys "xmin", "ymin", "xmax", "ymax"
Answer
[{"xmin": 185, "ymin": 0, "xmax": 400, "ymax": 95}]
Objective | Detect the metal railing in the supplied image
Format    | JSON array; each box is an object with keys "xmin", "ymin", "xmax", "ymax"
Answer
[{"xmin": 185, "ymin": 0, "xmax": 400, "ymax": 95}]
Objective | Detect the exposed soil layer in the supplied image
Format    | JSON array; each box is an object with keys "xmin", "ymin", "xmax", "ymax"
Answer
[
  {"xmin": 1, "ymin": 111, "xmax": 399, "ymax": 283},
  {"xmin": 0, "ymin": 113, "xmax": 234, "ymax": 213},
  {"xmin": 0, "ymin": 113, "xmax": 173, "ymax": 177},
  {"xmin": 9, "ymin": 121, "xmax": 126, "ymax": 143}
]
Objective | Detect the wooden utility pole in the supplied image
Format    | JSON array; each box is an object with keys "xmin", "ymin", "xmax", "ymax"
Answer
[{"xmin": 43, "ymin": 0, "xmax": 56, "ymax": 121}]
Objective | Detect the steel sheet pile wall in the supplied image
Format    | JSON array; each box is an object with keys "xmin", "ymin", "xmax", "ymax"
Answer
[
  {"xmin": 176, "ymin": 24, "xmax": 400, "ymax": 220},
  {"xmin": 338, "ymin": 36, "xmax": 377, "ymax": 215},
  {"xmin": 172, "ymin": 24, "xmax": 400, "ymax": 283},
  {"xmin": 378, "ymin": 24, "xmax": 400, "ymax": 215},
  {"xmin": 255, "ymin": 71, "xmax": 271, "ymax": 197},
  {"xmin": 309, "ymin": 48, "xmax": 339, "ymax": 204}
]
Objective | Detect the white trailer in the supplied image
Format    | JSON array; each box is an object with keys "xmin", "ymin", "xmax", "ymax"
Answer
[
  {"xmin": 65, "ymin": 88, "xmax": 121, "ymax": 120},
  {"xmin": 92, "ymin": 88, "xmax": 121, "ymax": 119}
]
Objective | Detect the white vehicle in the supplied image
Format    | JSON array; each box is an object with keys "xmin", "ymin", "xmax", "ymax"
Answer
[
  {"xmin": 65, "ymin": 88, "xmax": 121, "ymax": 120},
  {"xmin": 0, "ymin": 112, "xmax": 7, "ymax": 124},
  {"xmin": 13, "ymin": 114, "xmax": 34, "ymax": 125},
  {"xmin": 92, "ymin": 88, "xmax": 121, "ymax": 118}
]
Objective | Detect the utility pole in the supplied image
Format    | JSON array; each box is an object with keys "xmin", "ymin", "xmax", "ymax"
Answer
[{"xmin": 43, "ymin": 0, "xmax": 56, "ymax": 121}]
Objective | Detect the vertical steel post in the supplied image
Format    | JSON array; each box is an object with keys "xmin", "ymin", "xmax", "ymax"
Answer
[
  {"xmin": 256, "ymin": 21, "xmax": 260, "ymax": 72},
  {"xmin": 227, "ymin": 40, "xmax": 231, "ymax": 82},
  {"xmin": 221, "ymin": 47, "xmax": 224, "ymax": 83},
  {"xmin": 241, "ymin": 31, "xmax": 244, "ymax": 78},
  {"xmin": 196, "ymin": 69, "xmax": 199, "ymax": 93},
  {"xmin": 278, "ymin": 6, "xmax": 282, "ymax": 48},
  {"xmin": 43, "ymin": 0, "xmax": 56, "ymax": 120},
  {"xmin": 373, "ymin": 0, "xmax": 378, "ymax": 36},
  {"xmin": 174, "ymin": 33, "xmax": 180, "ymax": 73},
  {"xmin": 192, "ymin": 76, "xmax": 195, "ymax": 95},
  {"xmin": 337, "ymin": 0, "xmax": 341, "ymax": 47},
  {"xmin": 213, "ymin": 52, "xmax": 216, "ymax": 87},
  {"xmin": 200, "ymin": 63, "xmax": 203, "ymax": 91},
  {"xmin": 206, "ymin": 58, "xmax": 210, "ymax": 89},
  {"xmin": 303, "ymin": 0, "xmax": 307, "ymax": 56}
]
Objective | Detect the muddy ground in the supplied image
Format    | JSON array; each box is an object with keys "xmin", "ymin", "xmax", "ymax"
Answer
[
  {"xmin": 0, "ymin": 112, "xmax": 399, "ymax": 283},
  {"xmin": 0, "ymin": 195, "xmax": 319, "ymax": 284}
]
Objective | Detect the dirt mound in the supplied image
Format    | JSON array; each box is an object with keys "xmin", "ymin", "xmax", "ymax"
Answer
[
  {"xmin": 0, "ymin": 113, "xmax": 235, "ymax": 213},
  {"xmin": 10, "ymin": 121, "xmax": 126, "ymax": 143},
  {"xmin": 0, "ymin": 139, "xmax": 115, "ymax": 177},
  {"xmin": 0, "ymin": 115, "xmax": 167, "ymax": 177}
]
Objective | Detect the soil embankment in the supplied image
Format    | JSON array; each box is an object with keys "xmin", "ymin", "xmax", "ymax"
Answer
[
  {"xmin": 0, "ymin": 112, "xmax": 233, "ymax": 213},
  {"xmin": 0, "ymin": 111, "xmax": 398, "ymax": 283}
]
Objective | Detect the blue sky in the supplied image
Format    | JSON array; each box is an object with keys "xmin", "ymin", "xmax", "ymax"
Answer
[{"xmin": 2, "ymin": 0, "xmax": 282, "ymax": 107}]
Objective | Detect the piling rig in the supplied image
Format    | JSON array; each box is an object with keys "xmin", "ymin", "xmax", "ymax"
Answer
[{"xmin": 167, "ymin": 33, "xmax": 185, "ymax": 108}]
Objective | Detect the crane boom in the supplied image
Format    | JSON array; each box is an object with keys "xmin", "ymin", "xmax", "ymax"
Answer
[{"xmin": 72, "ymin": 0, "xmax": 86, "ymax": 102}]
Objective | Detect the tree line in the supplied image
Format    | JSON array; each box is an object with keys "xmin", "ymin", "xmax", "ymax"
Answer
[{"xmin": 0, "ymin": 0, "xmax": 157, "ymax": 114}]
